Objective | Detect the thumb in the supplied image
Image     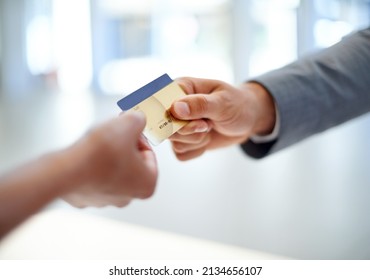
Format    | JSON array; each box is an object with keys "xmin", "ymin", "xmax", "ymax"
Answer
[
  {"xmin": 118, "ymin": 111, "xmax": 147, "ymax": 140},
  {"xmin": 170, "ymin": 94, "xmax": 223, "ymax": 121}
]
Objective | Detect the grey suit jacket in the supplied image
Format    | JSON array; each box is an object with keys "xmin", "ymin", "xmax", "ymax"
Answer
[{"xmin": 241, "ymin": 27, "xmax": 370, "ymax": 158}]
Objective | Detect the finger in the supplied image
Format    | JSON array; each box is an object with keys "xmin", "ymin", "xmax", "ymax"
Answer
[
  {"xmin": 134, "ymin": 166, "xmax": 157, "ymax": 199},
  {"xmin": 175, "ymin": 77, "xmax": 224, "ymax": 95},
  {"xmin": 170, "ymin": 131, "xmax": 209, "ymax": 144},
  {"xmin": 137, "ymin": 134, "xmax": 152, "ymax": 151},
  {"xmin": 63, "ymin": 195, "xmax": 132, "ymax": 208},
  {"xmin": 140, "ymin": 149, "xmax": 158, "ymax": 181},
  {"xmin": 170, "ymin": 119, "xmax": 209, "ymax": 136},
  {"xmin": 100, "ymin": 197, "xmax": 132, "ymax": 208},
  {"xmin": 173, "ymin": 147, "xmax": 207, "ymax": 161},
  {"xmin": 118, "ymin": 111, "xmax": 147, "ymax": 141},
  {"xmin": 137, "ymin": 134, "xmax": 158, "ymax": 180},
  {"xmin": 114, "ymin": 198, "xmax": 132, "ymax": 208},
  {"xmin": 170, "ymin": 94, "xmax": 224, "ymax": 121},
  {"xmin": 171, "ymin": 134, "xmax": 211, "ymax": 153}
]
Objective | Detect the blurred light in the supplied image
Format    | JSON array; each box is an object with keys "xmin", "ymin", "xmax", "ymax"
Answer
[
  {"xmin": 99, "ymin": 57, "xmax": 166, "ymax": 95},
  {"xmin": 164, "ymin": 0, "xmax": 229, "ymax": 13},
  {"xmin": 98, "ymin": 0, "xmax": 233, "ymax": 95},
  {"xmin": 99, "ymin": 0, "xmax": 229, "ymax": 16},
  {"xmin": 99, "ymin": 54, "xmax": 233, "ymax": 96},
  {"xmin": 52, "ymin": 0, "xmax": 93, "ymax": 92},
  {"xmin": 161, "ymin": 15, "xmax": 199, "ymax": 53},
  {"xmin": 249, "ymin": 0, "xmax": 297, "ymax": 76},
  {"xmin": 26, "ymin": 15, "xmax": 54, "ymax": 75},
  {"xmin": 99, "ymin": 0, "xmax": 154, "ymax": 16}
]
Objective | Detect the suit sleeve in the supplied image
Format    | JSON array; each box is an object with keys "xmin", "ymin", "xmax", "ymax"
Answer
[{"xmin": 241, "ymin": 27, "xmax": 370, "ymax": 159}]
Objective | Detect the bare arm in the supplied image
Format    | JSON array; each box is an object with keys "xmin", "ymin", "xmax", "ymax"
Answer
[{"xmin": 0, "ymin": 112, "xmax": 158, "ymax": 238}]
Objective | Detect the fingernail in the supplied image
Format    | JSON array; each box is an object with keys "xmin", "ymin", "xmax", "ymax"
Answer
[
  {"xmin": 125, "ymin": 110, "xmax": 146, "ymax": 123},
  {"xmin": 195, "ymin": 124, "xmax": 209, "ymax": 133},
  {"xmin": 174, "ymin": 102, "xmax": 190, "ymax": 117},
  {"xmin": 131, "ymin": 110, "xmax": 146, "ymax": 119}
]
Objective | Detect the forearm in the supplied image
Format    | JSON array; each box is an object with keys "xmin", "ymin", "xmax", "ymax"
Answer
[{"xmin": 0, "ymin": 147, "xmax": 82, "ymax": 238}]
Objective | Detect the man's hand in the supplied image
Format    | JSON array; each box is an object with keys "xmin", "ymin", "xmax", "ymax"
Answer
[{"xmin": 169, "ymin": 77, "xmax": 276, "ymax": 161}]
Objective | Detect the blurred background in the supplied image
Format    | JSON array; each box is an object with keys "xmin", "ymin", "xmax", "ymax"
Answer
[{"xmin": 1, "ymin": 0, "xmax": 370, "ymax": 259}]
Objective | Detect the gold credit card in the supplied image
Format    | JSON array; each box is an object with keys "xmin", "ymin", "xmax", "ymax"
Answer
[{"xmin": 117, "ymin": 74, "xmax": 188, "ymax": 145}]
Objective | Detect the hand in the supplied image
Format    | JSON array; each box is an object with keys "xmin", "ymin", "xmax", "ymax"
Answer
[
  {"xmin": 0, "ymin": 111, "xmax": 158, "ymax": 238},
  {"xmin": 62, "ymin": 111, "xmax": 158, "ymax": 207},
  {"xmin": 169, "ymin": 77, "xmax": 276, "ymax": 161}
]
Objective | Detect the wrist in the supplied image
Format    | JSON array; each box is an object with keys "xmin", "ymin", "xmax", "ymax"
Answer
[
  {"xmin": 54, "ymin": 138, "xmax": 94, "ymax": 195},
  {"xmin": 242, "ymin": 82, "xmax": 276, "ymax": 136}
]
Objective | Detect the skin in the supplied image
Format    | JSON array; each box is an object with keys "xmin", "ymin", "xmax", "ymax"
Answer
[
  {"xmin": 0, "ymin": 111, "xmax": 158, "ymax": 239},
  {"xmin": 169, "ymin": 77, "xmax": 276, "ymax": 161}
]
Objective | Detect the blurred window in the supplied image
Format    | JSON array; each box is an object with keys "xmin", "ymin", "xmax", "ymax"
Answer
[
  {"xmin": 247, "ymin": 0, "xmax": 299, "ymax": 77},
  {"xmin": 313, "ymin": 0, "xmax": 370, "ymax": 48},
  {"xmin": 245, "ymin": 0, "xmax": 369, "ymax": 77},
  {"xmin": 93, "ymin": 0, "xmax": 233, "ymax": 95},
  {"xmin": 25, "ymin": 0, "xmax": 92, "ymax": 92},
  {"xmin": 10, "ymin": 0, "xmax": 370, "ymax": 94}
]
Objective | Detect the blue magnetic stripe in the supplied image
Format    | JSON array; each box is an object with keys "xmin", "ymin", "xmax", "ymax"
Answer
[{"xmin": 117, "ymin": 73, "xmax": 173, "ymax": 110}]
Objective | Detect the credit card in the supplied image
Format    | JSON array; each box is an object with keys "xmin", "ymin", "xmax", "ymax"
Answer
[{"xmin": 117, "ymin": 74, "xmax": 188, "ymax": 145}]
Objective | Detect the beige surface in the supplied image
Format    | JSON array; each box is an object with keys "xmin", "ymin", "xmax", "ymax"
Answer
[{"xmin": 0, "ymin": 209, "xmax": 283, "ymax": 260}]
